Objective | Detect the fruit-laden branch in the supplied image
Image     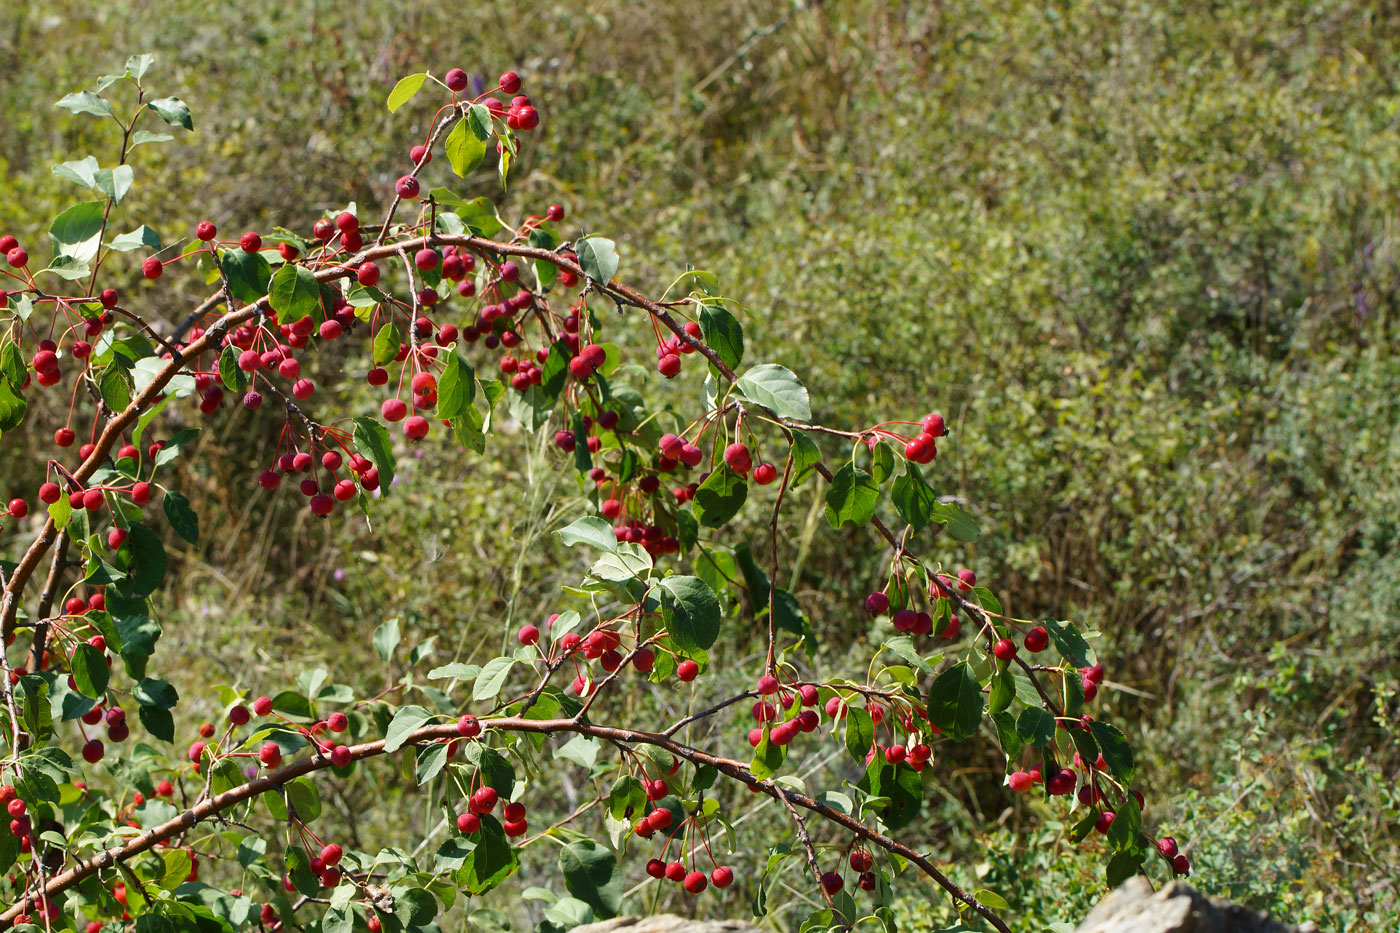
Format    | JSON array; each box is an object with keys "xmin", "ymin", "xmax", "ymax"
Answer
[
  {"xmin": 0, "ymin": 230, "xmax": 1019, "ymax": 931},
  {"xmin": 0, "ymin": 229, "xmax": 777, "ymax": 640},
  {"xmin": 0, "ymin": 715, "xmax": 1012, "ymax": 933}
]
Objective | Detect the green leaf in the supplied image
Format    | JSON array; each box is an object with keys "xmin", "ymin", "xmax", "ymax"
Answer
[
  {"xmin": 285, "ymin": 845, "xmax": 318, "ymax": 895},
  {"xmin": 125, "ymin": 52, "xmax": 156, "ymax": 78},
  {"xmin": 498, "ymin": 139, "xmax": 513, "ymax": 188},
  {"xmin": 451, "ymin": 408, "xmax": 487, "ymax": 454},
  {"xmin": 322, "ymin": 906, "xmax": 353, "ymax": 933},
  {"xmin": 824, "ymin": 464, "xmax": 879, "ymax": 529},
  {"xmin": 396, "ymin": 887, "xmax": 438, "ymax": 927},
  {"xmin": 95, "ymin": 165, "xmax": 134, "ymax": 204},
  {"xmin": 974, "ymin": 889, "xmax": 1009, "ymax": 912},
  {"xmin": 117, "ymin": 523, "xmax": 167, "ymax": 597},
  {"xmin": 383, "ymin": 705, "xmax": 432, "ymax": 753},
  {"xmin": 146, "ymin": 97, "xmax": 193, "ymax": 130},
  {"xmin": 544, "ymin": 897, "xmax": 594, "ymax": 929},
  {"xmin": 736, "ymin": 363, "xmax": 811, "ymax": 421},
  {"xmin": 56, "ymin": 91, "xmax": 114, "ymax": 117},
  {"xmin": 436, "ymin": 350, "xmax": 474, "ymax": 419},
  {"xmin": 555, "ymin": 516, "xmax": 617, "ymax": 552},
  {"xmin": 462, "ymin": 743, "xmax": 517, "ymax": 798},
  {"xmin": 220, "ymin": 248, "xmax": 272, "ymax": 305},
  {"xmin": 159, "ymin": 849, "xmax": 192, "ymax": 890},
  {"xmin": 153, "ymin": 427, "xmax": 200, "ymax": 467},
  {"xmin": 882, "ymin": 636, "xmax": 932, "ymax": 674},
  {"xmin": 70, "ymin": 644, "xmax": 109, "ymax": 698},
  {"xmin": 473, "ymin": 657, "xmax": 516, "ymax": 702},
  {"xmin": 49, "ymin": 201, "xmax": 107, "ymax": 262},
  {"xmin": 372, "ymin": 320, "xmax": 405, "ymax": 366},
  {"xmin": 134, "ymin": 677, "xmax": 178, "ymax": 710},
  {"xmin": 0, "ymin": 380, "xmax": 26, "ymax": 432},
  {"xmin": 750, "ymin": 728, "xmax": 786, "ymax": 780},
  {"xmin": 559, "ymin": 839, "xmax": 623, "ymax": 919},
  {"xmin": 286, "ymin": 777, "xmax": 321, "ymax": 822},
  {"xmin": 989, "ymin": 669, "xmax": 1013, "ymax": 714},
  {"xmin": 925, "ymin": 661, "xmax": 983, "ymax": 742},
  {"xmin": 454, "ymin": 197, "xmax": 504, "ymax": 236},
  {"xmin": 219, "ymin": 345, "xmax": 250, "ymax": 392},
  {"xmin": 991, "ymin": 710, "xmax": 1022, "ymax": 763},
  {"xmin": 692, "ymin": 465, "xmax": 748, "ymax": 528},
  {"xmin": 373, "ymin": 618, "xmax": 401, "ymax": 661},
  {"xmin": 589, "ymin": 545, "xmax": 653, "ymax": 590},
  {"xmin": 972, "ymin": 586, "xmax": 1002, "ymax": 615},
  {"xmin": 1089, "ymin": 721, "xmax": 1135, "ymax": 785},
  {"xmin": 556, "ymin": 734, "xmax": 600, "ymax": 769},
  {"xmin": 387, "ymin": 73, "xmax": 428, "ymax": 112},
  {"xmin": 416, "ymin": 743, "xmax": 449, "ymax": 784},
  {"xmin": 138, "ymin": 705, "xmax": 174, "ymax": 742},
  {"xmin": 110, "ymin": 595, "xmax": 161, "ymax": 679},
  {"xmin": 52, "ymin": 156, "xmax": 99, "ymax": 189},
  {"xmin": 352, "ymin": 417, "xmax": 396, "ymax": 493},
  {"xmin": 506, "ymin": 383, "xmax": 555, "ymax": 432},
  {"xmin": 699, "ymin": 305, "xmax": 744, "ymax": 372},
  {"xmin": 161, "ymin": 491, "xmax": 199, "ymax": 545},
  {"xmin": 1046, "ymin": 618, "xmax": 1096, "ymax": 667},
  {"xmin": 428, "ymin": 662, "xmax": 481, "ymax": 682},
  {"xmin": 98, "ymin": 365, "xmax": 132, "ymax": 412},
  {"xmin": 0, "ymin": 823, "xmax": 16, "ymax": 876},
  {"xmin": 42, "ymin": 254, "xmax": 90, "ymax": 280},
  {"xmin": 882, "ymin": 761, "xmax": 924, "ymax": 830},
  {"xmin": 892, "ymin": 463, "xmax": 938, "ymax": 532},
  {"xmin": 1108, "ymin": 793, "xmax": 1143, "ymax": 851},
  {"xmin": 1106, "ymin": 849, "xmax": 1146, "ymax": 887},
  {"xmin": 658, "ymin": 576, "xmax": 722, "ymax": 652},
  {"xmin": 930, "ymin": 501, "xmax": 980, "ymax": 541},
  {"xmin": 870, "ymin": 442, "xmax": 896, "ymax": 485},
  {"xmin": 576, "ymin": 236, "xmax": 619, "ymax": 284},
  {"xmin": 539, "ymin": 338, "xmax": 572, "ymax": 401},
  {"xmin": 15, "ymin": 677, "xmax": 52, "ymax": 741},
  {"xmin": 107, "ymin": 225, "xmax": 162, "ymax": 252},
  {"xmin": 445, "ymin": 112, "xmax": 489, "ymax": 177},
  {"xmin": 458, "ymin": 816, "xmax": 519, "ymax": 894},
  {"xmin": 572, "ymin": 412, "xmax": 592, "ymax": 473},
  {"xmin": 129, "ymin": 130, "xmax": 174, "ymax": 151},
  {"xmin": 269, "ymin": 263, "xmax": 321, "ymax": 320},
  {"xmin": 1016, "ymin": 707, "xmax": 1056, "ymax": 747},
  {"xmin": 605, "ymin": 777, "xmax": 648, "ymax": 827},
  {"xmin": 844, "ymin": 707, "xmax": 874, "ymax": 764}
]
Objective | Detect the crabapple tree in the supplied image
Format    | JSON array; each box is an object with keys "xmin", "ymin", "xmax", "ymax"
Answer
[{"xmin": 0, "ymin": 56, "xmax": 1186, "ymax": 933}]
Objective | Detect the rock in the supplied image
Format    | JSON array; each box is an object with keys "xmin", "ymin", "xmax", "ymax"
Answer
[
  {"xmin": 571, "ymin": 884, "xmax": 1316, "ymax": 933},
  {"xmin": 1076, "ymin": 878, "xmax": 1317, "ymax": 933},
  {"xmin": 571, "ymin": 917, "xmax": 761, "ymax": 933}
]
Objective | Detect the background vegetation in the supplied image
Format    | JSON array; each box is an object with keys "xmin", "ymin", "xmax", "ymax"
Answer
[{"xmin": 1, "ymin": 0, "xmax": 1396, "ymax": 929}]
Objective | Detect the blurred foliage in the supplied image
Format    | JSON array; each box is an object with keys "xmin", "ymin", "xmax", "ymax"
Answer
[{"xmin": 1, "ymin": 0, "xmax": 1397, "ymax": 929}]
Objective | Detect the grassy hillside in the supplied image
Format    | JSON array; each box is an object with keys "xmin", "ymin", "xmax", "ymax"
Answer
[{"xmin": 1, "ymin": 0, "xmax": 1396, "ymax": 928}]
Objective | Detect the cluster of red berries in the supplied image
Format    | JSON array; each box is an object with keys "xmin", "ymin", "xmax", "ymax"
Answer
[
  {"xmin": 643, "ymin": 856, "xmax": 734, "ymax": 896},
  {"xmin": 901, "ymin": 412, "xmax": 947, "ymax": 463},
  {"xmin": 741, "ymin": 675, "xmax": 939, "ymax": 770},
  {"xmin": 258, "ymin": 445, "xmax": 379, "ymax": 516},
  {"xmin": 1, "ymin": 233, "xmax": 29, "ymax": 270},
  {"xmin": 865, "ymin": 567, "xmax": 979, "ymax": 639},
  {"xmin": 181, "ymin": 695, "xmax": 355, "ymax": 783},
  {"xmin": 295, "ymin": 841, "xmax": 347, "ymax": 889},
  {"xmin": 3, "ymin": 787, "xmax": 35, "ymax": 857},
  {"xmin": 517, "ymin": 616, "xmax": 713, "ymax": 696},
  {"xmin": 653, "ymin": 319, "xmax": 705, "ymax": 379},
  {"xmin": 455, "ymin": 783, "xmax": 529, "ymax": 838},
  {"xmin": 397, "ymin": 71, "xmax": 537, "ymax": 202},
  {"xmin": 631, "ymin": 760, "xmax": 734, "ymax": 895}
]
